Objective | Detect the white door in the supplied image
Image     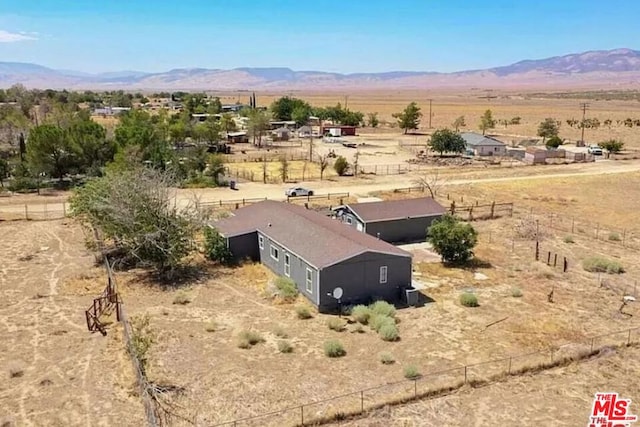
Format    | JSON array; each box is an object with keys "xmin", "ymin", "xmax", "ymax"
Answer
[{"xmin": 356, "ymin": 222, "xmax": 364, "ymax": 232}]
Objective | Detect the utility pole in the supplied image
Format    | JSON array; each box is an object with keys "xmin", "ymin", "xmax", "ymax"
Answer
[
  {"xmin": 428, "ymin": 98, "xmax": 433, "ymax": 128},
  {"xmin": 344, "ymin": 95, "xmax": 349, "ymax": 110},
  {"xmin": 579, "ymin": 102, "xmax": 589, "ymax": 144}
]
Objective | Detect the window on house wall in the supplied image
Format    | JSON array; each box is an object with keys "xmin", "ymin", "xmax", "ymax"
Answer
[
  {"xmin": 346, "ymin": 217, "xmax": 353, "ymax": 225},
  {"xmin": 258, "ymin": 235, "xmax": 264, "ymax": 250},
  {"xmin": 379, "ymin": 266, "xmax": 388, "ymax": 284},
  {"xmin": 306, "ymin": 268, "xmax": 313, "ymax": 293},
  {"xmin": 284, "ymin": 253, "xmax": 290, "ymax": 276},
  {"xmin": 270, "ymin": 245, "xmax": 279, "ymax": 261}
]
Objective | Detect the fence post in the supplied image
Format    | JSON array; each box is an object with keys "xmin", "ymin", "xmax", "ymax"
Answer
[
  {"xmin": 414, "ymin": 379, "xmax": 417, "ymax": 397},
  {"xmin": 507, "ymin": 357, "xmax": 512, "ymax": 374},
  {"xmin": 547, "ymin": 251, "xmax": 551, "ymax": 265},
  {"xmin": 464, "ymin": 366, "xmax": 467, "ymax": 383},
  {"xmin": 590, "ymin": 337, "xmax": 595, "ymax": 352},
  {"xmin": 595, "ymin": 223, "xmax": 600, "ymax": 239},
  {"xmin": 563, "ymin": 257, "xmax": 568, "ymax": 273},
  {"xmin": 535, "ymin": 241, "xmax": 539, "ymax": 261},
  {"xmin": 490, "ymin": 201, "xmax": 495, "ymax": 219},
  {"xmin": 553, "ymin": 254, "xmax": 557, "ymax": 267},
  {"xmin": 63, "ymin": 202, "xmax": 66, "ymax": 217},
  {"xmin": 361, "ymin": 390, "xmax": 364, "ymax": 412},
  {"xmin": 622, "ymin": 229, "xmax": 626, "ymax": 247},
  {"xmin": 24, "ymin": 204, "xmax": 28, "ymax": 220},
  {"xmin": 571, "ymin": 217, "xmax": 575, "ymax": 233},
  {"xmin": 242, "ymin": 199, "xmax": 246, "ymax": 206},
  {"xmin": 301, "ymin": 405, "xmax": 304, "ymax": 426},
  {"xmin": 628, "ymin": 329, "xmax": 632, "ymax": 346}
]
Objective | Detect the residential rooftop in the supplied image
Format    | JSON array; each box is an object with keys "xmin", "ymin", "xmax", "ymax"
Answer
[{"xmin": 343, "ymin": 197, "xmax": 447, "ymax": 223}]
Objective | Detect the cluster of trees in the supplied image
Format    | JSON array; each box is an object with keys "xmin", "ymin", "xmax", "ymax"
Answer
[{"xmin": 269, "ymin": 96, "xmax": 365, "ymax": 127}]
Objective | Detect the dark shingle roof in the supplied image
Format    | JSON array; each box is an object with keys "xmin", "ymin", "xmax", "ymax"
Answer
[
  {"xmin": 345, "ymin": 197, "xmax": 446, "ymax": 223},
  {"xmin": 460, "ymin": 132, "xmax": 506, "ymax": 147},
  {"xmin": 212, "ymin": 201, "xmax": 410, "ymax": 269}
]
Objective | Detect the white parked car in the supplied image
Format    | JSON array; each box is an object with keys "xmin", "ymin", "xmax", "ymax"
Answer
[
  {"xmin": 285, "ymin": 187, "xmax": 314, "ymax": 197},
  {"xmin": 588, "ymin": 145, "xmax": 603, "ymax": 155}
]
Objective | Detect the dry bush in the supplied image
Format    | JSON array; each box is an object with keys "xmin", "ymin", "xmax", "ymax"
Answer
[
  {"xmin": 273, "ymin": 326, "xmax": 288, "ymax": 338},
  {"xmin": 583, "ymin": 257, "xmax": 625, "ymax": 274},
  {"xmin": 204, "ymin": 321, "xmax": 217, "ymax": 332},
  {"xmin": 460, "ymin": 292, "xmax": 479, "ymax": 307},
  {"xmin": 266, "ymin": 276, "xmax": 298, "ymax": 302},
  {"xmin": 514, "ymin": 216, "xmax": 547, "ymax": 240},
  {"xmin": 369, "ymin": 301, "xmax": 396, "ymax": 318},
  {"xmin": 370, "ymin": 314, "xmax": 395, "ymax": 332},
  {"xmin": 404, "ymin": 365, "xmax": 421, "ymax": 379},
  {"xmin": 324, "ymin": 340, "xmax": 346, "ymax": 358},
  {"xmin": 295, "ymin": 305, "xmax": 313, "ymax": 319},
  {"xmin": 237, "ymin": 330, "xmax": 264, "ymax": 349},
  {"xmin": 379, "ymin": 323, "xmax": 400, "ymax": 341},
  {"xmin": 531, "ymin": 262, "xmax": 556, "ymax": 279},
  {"xmin": 172, "ymin": 291, "xmax": 191, "ymax": 305},
  {"xmin": 277, "ymin": 340, "xmax": 293, "ymax": 353},
  {"xmin": 379, "ymin": 352, "xmax": 395, "ymax": 365},
  {"xmin": 8, "ymin": 363, "xmax": 24, "ymax": 379},
  {"xmin": 350, "ymin": 304, "xmax": 371, "ymax": 324},
  {"xmin": 327, "ymin": 318, "xmax": 347, "ymax": 332},
  {"xmin": 511, "ymin": 287, "xmax": 523, "ymax": 298}
]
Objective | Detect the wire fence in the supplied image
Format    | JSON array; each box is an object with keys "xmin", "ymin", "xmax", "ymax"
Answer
[
  {"xmin": 210, "ymin": 327, "xmax": 640, "ymax": 426},
  {"xmin": 0, "ymin": 202, "xmax": 68, "ymax": 221}
]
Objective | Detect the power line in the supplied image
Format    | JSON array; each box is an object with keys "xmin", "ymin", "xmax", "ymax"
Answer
[
  {"xmin": 427, "ymin": 99, "xmax": 433, "ymax": 128},
  {"xmin": 580, "ymin": 102, "xmax": 590, "ymax": 144}
]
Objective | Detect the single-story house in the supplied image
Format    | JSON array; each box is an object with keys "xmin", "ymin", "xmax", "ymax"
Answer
[
  {"xmin": 272, "ymin": 127, "xmax": 291, "ymax": 141},
  {"xmin": 321, "ymin": 125, "xmax": 357, "ymax": 137},
  {"xmin": 298, "ymin": 125, "xmax": 313, "ymax": 138},
  {"xmin": 191, "ymin": 113, "xmax": 221, "ymax": 122},
  {"xmin": 333, "ymin": 197, "xmax": 447, "ymax": 243},
  {"xmin": 269, "ymin": 120, "xmax": 296, "ymax": 130},
  {"xmin": 221, "ymin": 104, "xmax": 245, "ymax": 113},
  {"xmin": 211, "ymin": 201, "xmax": 413, "ymax": 311},
  {"xmin": 227, "ymin": 131, "xmax": 249, "ymax": 144},
  {"xmin": 461, "ymin": 132, "xmax": 507, "ymax": 156}
]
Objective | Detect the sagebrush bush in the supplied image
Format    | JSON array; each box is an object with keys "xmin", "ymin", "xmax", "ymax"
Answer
[
  {"xmin": 239, "ymin": 330, "xmax": 264, "ymax": 347},
  {"xmin": 460, "ymin": 292, "xmax": 479, "ymax": 307},
  {"xmin": 273, "ymin": 277, "xmax": 298, "ymax": 301},
  {"xmin": 379, "ymin": 352, "xmax": 395, "ymax": 365},
  {"xmin": 278, "ymin": 340, "xmax": 293, "ymax": 353},
  {"xmin": 369, "ymin": 314, "xmax": 395, "ymax": 332},
  {"xmin": 295, "ymin": 305, "xmax": 313, "ymax": 319},
  {"xmin": 351, "ymin": 305, "xmax": 372, "ymax": 324},
  {"xmin": 327, "ymin": 318, "xmax": 347, "ymax": 332},
  {"xmin": 404, "ymin": 365, "xmax": 420, "ymax": 379},
  {"xmin": 563, "ymin": 235, "xmax": 575, "ymax": 244},
  {"xmin": 237, "ymin": 338, "xmax": 251, "ymax": 349},
  {"xmin": 582, "ymin": 257, "xmax": 625, "ymax": 274},
  {"xmin": 352, "ymin": 324, "xmax": 365, "ymax": 334},
  {"xmin": 324, "ymin": 340, "xmax": 346, "ymax": 358},
  {"xmin": 172, "ymin": 291, "xmax": 191, "ymax": 305},
  {"xmin": 511, "ymin": 287, "xmax": 523, "ymax": 298},
  {"xmin": 378, "ymin": 323, "xmax": 400, "ymax": 341},
  {"xmin": 608, "ymin": 232, "xmax": 621, "ymax": 241},
  {"xmin": 204, "ymin": 321, "xmax": 217, "ymax": 332},
  {"xmin": 273, "ymin": 326, "xmax": 288, "ymax": 338},
  {"xmin": 369, "ymin": 301, "xmax": 396, "ymax": 318}
]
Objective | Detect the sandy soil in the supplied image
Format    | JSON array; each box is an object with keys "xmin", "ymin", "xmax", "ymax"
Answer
[{"xmin": 0, "ymin": 220, "xmax": 144, "ymax": 427}]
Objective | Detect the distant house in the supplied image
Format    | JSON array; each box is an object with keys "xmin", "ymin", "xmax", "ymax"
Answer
[
  {"xmin": 221, "ymin": 104, "xmax": 246, "ymax": 113},
  {"xmin": 92, "ymin": 106, "xmax": 131, "ymax": 116},
  {"xmin": 226, "ymin": 131, "xmax": 249, "ymax": 144},
  {"xmin": 212, "ymin": 201, "xmax": 413, "ymax": 311},
  {"xmin": 191, "ymin": 113, "xmax": 221, "ymax": 122},
  {"xmin": 297, "ymin": 125, "xmax": 313, "ymax": 138},
  {"xmin": 272, "ymin": 127, "xmax": 291, "ymax": 141},
  {"xmin": 269, "ymin": 120, "xmax": 296, "ymax": 130},
  {"xmin": 460, "ymin": 132, "xmax": 506, "ymax": 156},
  {"xmin": 333, "ymin": 197, "xmax": 446, "ymax": 243},
  {"xmin": 321, "ymin": 125, "xmax": 357, "ymax": 137}
]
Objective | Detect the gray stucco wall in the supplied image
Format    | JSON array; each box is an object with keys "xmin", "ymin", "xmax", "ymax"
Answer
[
  {"xmin": 227, "ymin": 232, "xmax": 259, "ymax": 261},
  {"xmin": 258, "ymin": 232, "xmax": 319, "ymax": 305},
  {"xmin": 474, "ymin": 145, "xmax": 506, "ymax": 156},
  {"xmin": 318, "ymin": 252, "xmax": 412, "ymax": 311},
  {"xmin": 334, "ymin": 208, "xmax": 365, "ymax": 232},
  {"xmin": 365, "ymin": 215, "xmax": 441, "ymax": 243}
]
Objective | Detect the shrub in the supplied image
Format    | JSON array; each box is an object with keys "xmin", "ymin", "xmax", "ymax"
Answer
[
  {"xmin": 237, "ymin": 338, "xmax": 251, "ymax": 349},
  {"xmin": 369, "ymin": 314, "xmax": 395, "ymax": 332},
  {"xmin": 511, "ymin": 287, "xmax": 523, "ymax": 298},
  {"xmin": 369, "ymin": 301, "xmax": 396, "ymax": 318},
  {"xmin": 327, "ymin": 318, "xmax": 347, "ymax": 332},
  {"xmin": 204, "ymin": 227, "xmax": 233, "ymax": 265},
  {"xmin": 582, "ymin": 257, "xmax": 625, "ymax": 274},
  {"xmin": 378, "ymin": 323, "xmax": 400, "ymax": 341},
  {"xmin": 172, "ymin": 291, "xmax": 191, "ymax": 305},
  {"xmin": 352, "ymin": 324, "xmax": 365, "ymax": 334},
  {"xmin": 379, "ymin": 353, "xmax": 395, "ymax": 365},
  {"xmin": 324, "ymin": 340, "xmax": 346, "ymax": 358},
  {"xmin": 239, "ymin": 330, "xmax": 264, "ymax": 347},
  {"xmin": 608, "ymin": 232, "xmax": 621, "ymax": 241},
  {"xmin": 460, "ymin": 292, "xmax": 479, "ymax": 307},
  {"xmin": 273, "ymin": 326, "xmax": 288, "ymax": 338},
  {"xmin": 278, "ymin": 340, "xmax": 293, "ymax": 353},
  {"xmin": 404, "ymin": 365, "xmax": 421, "ymax": 379},
  {"xmin": 8, "ymin": 363, "xmax": 24, "ymax": 378},
  {"xmin": 563, "ymin": 235, "xmax": 575, "ymax": 244},
  {"xmin": 333, "ymin": 156, "xmax": 349, "ymax": 176},
  {"xmin": 204, "ymin": 321, "xmax": 217, "ymax": 332},
  {"xmin": 273, "ymin": 277, "xmax": 298, "ymax": 302},
  {"xmin": 295, "ymin": 305, "xmax": 312, "ymax": 319},
  {"xmin": 351, "ymin": 305, "xmax": 372, "ymax": 324}
]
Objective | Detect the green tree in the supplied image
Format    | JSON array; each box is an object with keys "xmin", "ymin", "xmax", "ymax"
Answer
[
  {"xmin": 599, "ymin": 139, "xmax": 624, "ymax": 154},
  {"xmin": 220, "ymin": 113, "xmax": 237, "ymax": 133},
  {"xmin": 452, "ymin": 115, "xmax": 466, "ymax": 132},
  {"xmin": 537, "ymin": 118, "xmax": 560, "ymax": 144},
  {"xmin": 247, "ymin": 109, "xmax": 271, "ymax": 148},
  {"xmin": 26, "ymin": 124, "xmax": 78, "ymax": 181},
  {"xmin": 0, "ymin": 158, "xmax": 8, "ymax": 187},
  {"xmin": 69, "ymin": 168, "xmax": 203, "ymax": 277},
  {"xmin": 545, "ymin": 135, "xmax": 563, "ymax": 149},
  {"xmin": 291, "ymin": 105, "xmax": 311, "ymax": 126},
  {"xmin": 428, "ymin": 215, "xmax": 478, "ymax": 264},
  {"xmin": 67, "ymin": 117, "xmax": 114, "ymax": 175},
  {"xmin": 204, "ymin": 227, "xmax": 233, "ymax": 265},
  {"xmin": 428, "ymin": 128, "xmax": 466, "ymax": 156},
  {"xmin": 270, "ymin": 97, "xmax": 312, "ymax": 121},
  {"xmin": 393, "ymin": 102, "xmax": 422, "ymax": 134},
  {"xmin": 367, "ymin": 112, "xmax": 379, "ymax": 128},
  {"xmin": 205, "ymin": 154, "xmax": 225, "ymax": 185},
  {"xmin": 333, "ymin": 156, "xmax": 349, "ymax": 176},
  {"xmin": 279, "ymin": 156, "xmax": 289, "ymax": 183},
  {"xmin": 479, "ymin": 110, "xmax": 496, "ymax": 135}
]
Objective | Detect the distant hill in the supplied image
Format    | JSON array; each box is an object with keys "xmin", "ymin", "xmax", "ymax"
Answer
[{"xmin": 2, "ymin": 48, "xmax": 640, "ymax": 90}]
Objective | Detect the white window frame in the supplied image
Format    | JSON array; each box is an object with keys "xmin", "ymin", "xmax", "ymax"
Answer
[
  {"xmin": 258, "ymin": 235, "xmax": 264, "ymax": 250},
  {"xmin": 270, "ymin": 245, "xmax": 279, "ymax": 261},
  {"xmin": 284, "ymin": 253, "xmax": 290, "ymax": 277},
  {"xmin": 379, "ymin": 266, "xmax": 388, "ymax": 284},
  {"xmin": 346, "ymin": 217, "xmax": 353, "ymax": 225},
  {"xmin": 306, "ymin": 268, "xmax": 313, "ymax": 293}
]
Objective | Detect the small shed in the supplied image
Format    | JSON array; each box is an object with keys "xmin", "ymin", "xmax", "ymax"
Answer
[
  {"xmin": 272, "ymin": 127, "xmax": 291, "ymax": 142},
  {"xmin": 333, "ymin": 197, "xmax": 447, "ymax": 243},
  {"xmin": 298, "ymin": 125, "xmax": 312, "ymax": 138},
  {"xmin": 524, "ymin": 147, "xmax": 547, "ymax": 164},
  {"xmin": 321, "ymin": 125, "xmax": 357, "ymax": 136},
  {"xmin": 227, "ymin": 131, "xmax": 249, "ymax": 144}
]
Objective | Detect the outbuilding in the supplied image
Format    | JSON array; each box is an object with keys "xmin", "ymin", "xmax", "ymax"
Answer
[
  {"xmin": 211, "ymin": 201, "xmax": 413, "ymax": 311},
  {"xmin": 333, "ymin": 197, "xmax": 447, "ymax": 243}
]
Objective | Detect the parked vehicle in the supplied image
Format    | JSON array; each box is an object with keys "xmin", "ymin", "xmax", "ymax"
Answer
[
  {"xmin": 285, "ymin": 187, "xmax": 314, "ymax": 197},
  {"xmin": 588, "ymin": 145, "xmax": 603, "ymax": 155}
]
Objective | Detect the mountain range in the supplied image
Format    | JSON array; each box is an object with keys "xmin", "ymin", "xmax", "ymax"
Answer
[{"xmin": 1, "ymin": 48, "xmax": 640, "ymax": 91}]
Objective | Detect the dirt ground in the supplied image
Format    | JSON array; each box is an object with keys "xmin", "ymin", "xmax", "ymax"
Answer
[{"xmin": 0, "ymin": 220, "xmax": 144, "ymax": 427}]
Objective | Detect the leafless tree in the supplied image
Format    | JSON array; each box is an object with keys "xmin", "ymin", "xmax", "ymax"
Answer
[
  {"xmin": 412, "ymin": 169, "xmax": 449, "ymax": 198},
  {"xmin": 318, "ymin": 154, "xmax": 329, "ymax": 180}
]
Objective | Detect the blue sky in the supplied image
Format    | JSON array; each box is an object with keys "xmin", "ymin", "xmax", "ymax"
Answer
[{"xmin": 0, "ymin": 0, "xmax": 637, "ymax": 74}]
